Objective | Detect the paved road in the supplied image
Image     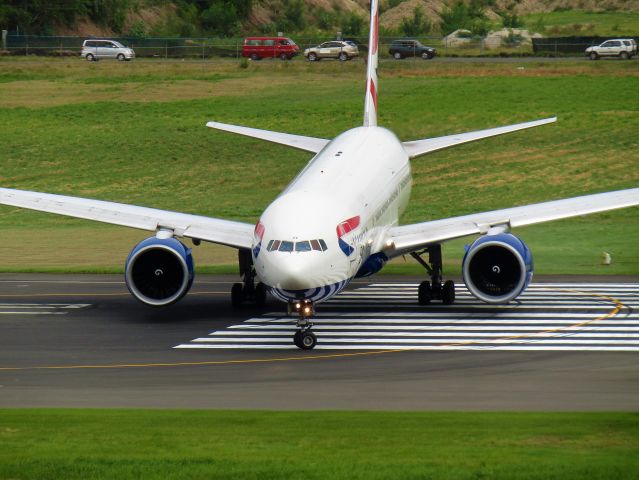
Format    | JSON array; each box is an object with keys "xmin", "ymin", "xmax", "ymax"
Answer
[{"xmin": 0, "ymin": 274, "xmax": 637, "ymax": 410}]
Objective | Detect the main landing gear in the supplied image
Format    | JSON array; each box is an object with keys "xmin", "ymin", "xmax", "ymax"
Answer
[
  {"xmin": 231, "ymin": 249, "xmax": 267, "ymax": 307},
  {"xmin": 410, "ymin": 244, "xmax": 455, "ymax": 305},
  {"xmin": 289, "ymin": 300, "xmax": 317, "ymax": 350}
]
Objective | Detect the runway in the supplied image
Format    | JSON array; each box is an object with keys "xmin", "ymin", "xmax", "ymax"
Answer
[
  {"xmin": 0, "ymin": 274, "xmax": 638, "ymax": 410},
  {"xmin": 177, "ymin": 282, "xmax": 638, "ymax": 351}
]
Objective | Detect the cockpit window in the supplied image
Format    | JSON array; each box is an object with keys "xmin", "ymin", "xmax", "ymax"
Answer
[
  {"xmin": 279, "ymin": 241, "xmax": 294, "ymax": 252},
  {"xmin": 267, "ymin": 239, "xmax": 328, "ymax": 252},
  {"xmin": 295, "ymin": 241, "xmax": 311, "ymax": 252}
]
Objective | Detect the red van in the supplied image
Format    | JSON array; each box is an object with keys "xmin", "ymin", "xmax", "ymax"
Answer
[{"xmin": 242, "ymin": 37, "xmax": 299, "ymax": 60}]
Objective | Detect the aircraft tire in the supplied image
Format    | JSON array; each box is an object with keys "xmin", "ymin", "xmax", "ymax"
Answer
[
  {"xmin": 299, "ymin": 331, "xmax": 317, "ymax": 350},
  {"xmin": 442, "ymin": 280, "xmax": 455, "ymax": 305},
  {"xmin": 418, "ymin": 281, "xmax": 432, "ymax": 305},
  {"xmin": 231, "ymin": 282, "xmax": 243, "ymax": 307}
]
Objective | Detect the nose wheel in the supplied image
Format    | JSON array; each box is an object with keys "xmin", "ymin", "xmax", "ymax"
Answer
[{"xmin": 289, "ymin": 300, "xmax": 317, "ymax": 349}]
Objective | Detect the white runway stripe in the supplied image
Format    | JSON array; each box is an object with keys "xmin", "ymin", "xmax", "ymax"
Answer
[
  {"xmin": 0, "ymin": 303, "xmax": 91, "ymax": 316},
  {"xmin": 175, "ymin": 282, "xmax": 639, "ymax": 351}
]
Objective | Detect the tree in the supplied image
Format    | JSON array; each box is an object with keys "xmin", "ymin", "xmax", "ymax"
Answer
[
  {"xmin": 400, "ymin": 7, "xmax": 431, "ymax": 37},
  {"xmin": 201, "ymin": 1, "xmax": 239, "ymax": 36},
  {"xmin": 342, "ymin": 12, "xmax": 364, "ymax": 36},
  {"xmin": 440, "ymin": 0, "xmax": 488, "ymax": 36}
]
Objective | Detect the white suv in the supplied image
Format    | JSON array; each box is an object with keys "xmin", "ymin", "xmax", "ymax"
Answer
[
  {"xmin": 81, "ymin": 39, "xmax": 135, "ymax": 61},
  {"xmin": 585, "ymin": 39, "xmax": 636, "ymax": 60}
]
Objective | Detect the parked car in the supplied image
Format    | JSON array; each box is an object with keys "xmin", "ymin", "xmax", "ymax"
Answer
[
  {"xmin": 585, "ymin": 39, "xmax": 637, "ymax": 60},
  {"xmin": 81, "ymin": 39, "xmax": 135, "ymax": 61},
  {"xmin": 389, "ymin": 39, "xmax": 436, "ymax": 60},
  {"xmin": 242, "ymin": 37, "xmax": 299, "ymax": 60},
  {"xmin": 304, "ymin": 40, "xmax": 359, "ymax": 61}
]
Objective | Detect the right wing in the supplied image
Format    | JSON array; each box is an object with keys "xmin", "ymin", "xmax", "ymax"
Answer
[
  {"xmin": 206, "ymin": 121, "xmax": 330, "ymax": 154},
  {"xmin": 387, "ymin": 188, "xmax": 639, "ymax": 257},
  {"xmin": 0, "ymin": 187, "xmax": 254, "ymax": 249}
]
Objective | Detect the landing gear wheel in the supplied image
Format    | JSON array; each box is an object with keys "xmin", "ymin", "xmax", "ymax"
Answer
[
  {"xmin": 298, "ymin": 331, "xmax": 317, "ymax": 350},
  {"xmin": 418, "ymin": 281, "xmax": 432, "ymax": 305},
  {"xmin": 231, "ymin": 282, "xmax": 243, "ymax": 307},
  {"xmin": 442, "ymin": 280, "xmax": 455, "ymax": 305},
  {"xmin": 255, "ymin": 282, "xmax": 267, "ymax": 307},
  {"xmin": 293, "ymin": 330, "xmax": 303, "ymax": 348}
]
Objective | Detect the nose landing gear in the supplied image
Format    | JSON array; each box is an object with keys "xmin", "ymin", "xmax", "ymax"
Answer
[{"xmin": 289, "ymin": 300, "xmax": 317, "ymax": 349}]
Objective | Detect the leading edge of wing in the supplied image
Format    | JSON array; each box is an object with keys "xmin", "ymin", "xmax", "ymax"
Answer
[
  {"xmin": 402, "ymin": 117, "xmax": 557, "ymax": 159},
  {"xmin": 0, "ymin": 187, "xmax": 255, "ymax": 249},
  {"xmin": 206, "ymin": 121, "xmax": 330, "ymax": 154},
  {"xmin": 387, "ymin": 187, "xmax": 639, "ymax": 257}
]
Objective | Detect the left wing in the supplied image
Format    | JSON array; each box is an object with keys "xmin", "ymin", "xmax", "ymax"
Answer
[
  {"xmin": 0, "ymin": 187, "xmax": 254, "ymax": 249},
  {"xmin": 387, "ymin": 188, "xmax": 639, "ymax": 257}
]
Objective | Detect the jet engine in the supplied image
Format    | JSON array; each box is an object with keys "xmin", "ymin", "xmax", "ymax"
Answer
[
  {"xmin": 125, "ymin": 236, "xmax": 194, "ymax": 306},
  {"xmin": 462, "ymin": 233, "xmax": 533, "ymax": 304}
]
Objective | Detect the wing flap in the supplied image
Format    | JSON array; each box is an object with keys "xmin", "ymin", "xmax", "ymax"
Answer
[
  {"xmin": 388, "ymin": 188, "xmax": 639, "ymax": 257},
  {"xmin": 206, "ymin": 121, "xmax": 330, "ymax": 154},
  {"xmin": 0, "ymin": 188, "xmax": 254, "ymax": 249},
  {"xmin": 402, "ymin": 117, "xmax": 557, "ymax": 159}
]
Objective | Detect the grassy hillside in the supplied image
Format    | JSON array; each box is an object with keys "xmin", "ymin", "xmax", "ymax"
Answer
[{"xmin": 0, "ymin": 58, "xmax": 637, "ymax": 274}]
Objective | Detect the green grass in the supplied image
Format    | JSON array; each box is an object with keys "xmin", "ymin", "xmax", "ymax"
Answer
[
  {"xmin": 0, "ymin": 59, "xmax": 637, "ymax": 274},
  {"xmin": 0, "ymin": 410, "xmax": 638, "ymax": 479},
  {"xmin": 522, "ymin": 10, "xmax": 639, "ymax": 37}
]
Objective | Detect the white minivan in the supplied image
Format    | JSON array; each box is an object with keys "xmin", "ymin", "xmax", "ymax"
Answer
[{"xmin": 81, "ymin": 39, "xmax": 135, "ymax": 61}]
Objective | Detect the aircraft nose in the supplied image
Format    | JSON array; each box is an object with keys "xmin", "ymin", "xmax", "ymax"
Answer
[{"xmin": 275, "ymin": 257, "xmax": 320, "ymax": 290}]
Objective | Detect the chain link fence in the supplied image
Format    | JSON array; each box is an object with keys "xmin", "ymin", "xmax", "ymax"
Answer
[{"xmin": 0, "ymin": 33, "xmax": 552, "ymax": 59}]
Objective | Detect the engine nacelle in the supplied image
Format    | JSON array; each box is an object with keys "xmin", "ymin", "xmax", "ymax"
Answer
[
  {"xmin": 125, "ymin": 236, "xmax": 194, "ymax": 306},
  {"xmin": 462, "ymin": 233, "xmax": 533, "ymax": 304}
]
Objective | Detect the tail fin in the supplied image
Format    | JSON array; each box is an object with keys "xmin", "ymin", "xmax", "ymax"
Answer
[{"xmin": 363, "ymin": 0, "xmax": 379, "ymax": 127}]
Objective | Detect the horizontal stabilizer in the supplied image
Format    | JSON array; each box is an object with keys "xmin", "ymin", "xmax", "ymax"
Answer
[
  {"xmin": 402, "ymin": 117, "xmax": 556, "ymax": 159},
  {"xmin": 207, "ymin": 121, "xmax": 329, "ymax": 154}
]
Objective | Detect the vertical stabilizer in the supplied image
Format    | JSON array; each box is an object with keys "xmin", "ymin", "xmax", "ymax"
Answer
[{"xmin": 363, "ymin": 0, "xmax": 379, "ymax": 127}]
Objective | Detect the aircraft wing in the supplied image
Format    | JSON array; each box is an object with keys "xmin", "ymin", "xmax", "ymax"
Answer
[
  {"xmin": 206, "ymin": 121, "xmax": 330, "ymax": 154},
  {"xmin": 0, "ymin": 187, "xmax": 255, "ymax": 249},
  {"xmin": 387, "ymin": 188, "xmax": 639, "ymax": 257},
  {"xmin": 402, "ymin": 117, "xmax": 557, "ymax": 159}
]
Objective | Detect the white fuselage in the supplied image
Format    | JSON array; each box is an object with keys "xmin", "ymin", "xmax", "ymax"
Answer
[{"xmin": 252, "ymin": 126, "xmax": 411, "ymax": 303}]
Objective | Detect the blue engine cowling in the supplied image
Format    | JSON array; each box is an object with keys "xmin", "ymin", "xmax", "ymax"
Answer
[
  {"xmin": 462, "ymin": 233, "xmax": 533, "ymax": 304},
  {"xmin": 125, "ymin": 236, "xmax": 194, "ymax": 306}
]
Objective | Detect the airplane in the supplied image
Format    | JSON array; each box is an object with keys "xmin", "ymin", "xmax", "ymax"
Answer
[{"xmin": 1, "ymin": 0, "xmax": 638, "ymax": 351}]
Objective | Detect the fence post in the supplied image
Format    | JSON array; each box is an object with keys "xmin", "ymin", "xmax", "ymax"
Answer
[
  {"xmin": 26, "ymin": 35, "xmax": 28, "ymax": 56},
  {"xmin": 1, "ymin": 30, "xmax": 6, "ymax": 51},
  {"xmin": 165, "ymin": 39, "xmax": 168, "ymax": 59}
]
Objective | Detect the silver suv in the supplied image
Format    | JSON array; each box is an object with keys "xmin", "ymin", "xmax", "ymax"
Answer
[
  {"xmin": 81, "ymin": 39, "xmax": 135, "ymax": 61},
  {"xmin": 304, "ymin": 41, "xmax": 359, "ymax": 61},
  {"xmin": 585, "ymin": 39, "xmax": 636, "ymax": 60}
]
